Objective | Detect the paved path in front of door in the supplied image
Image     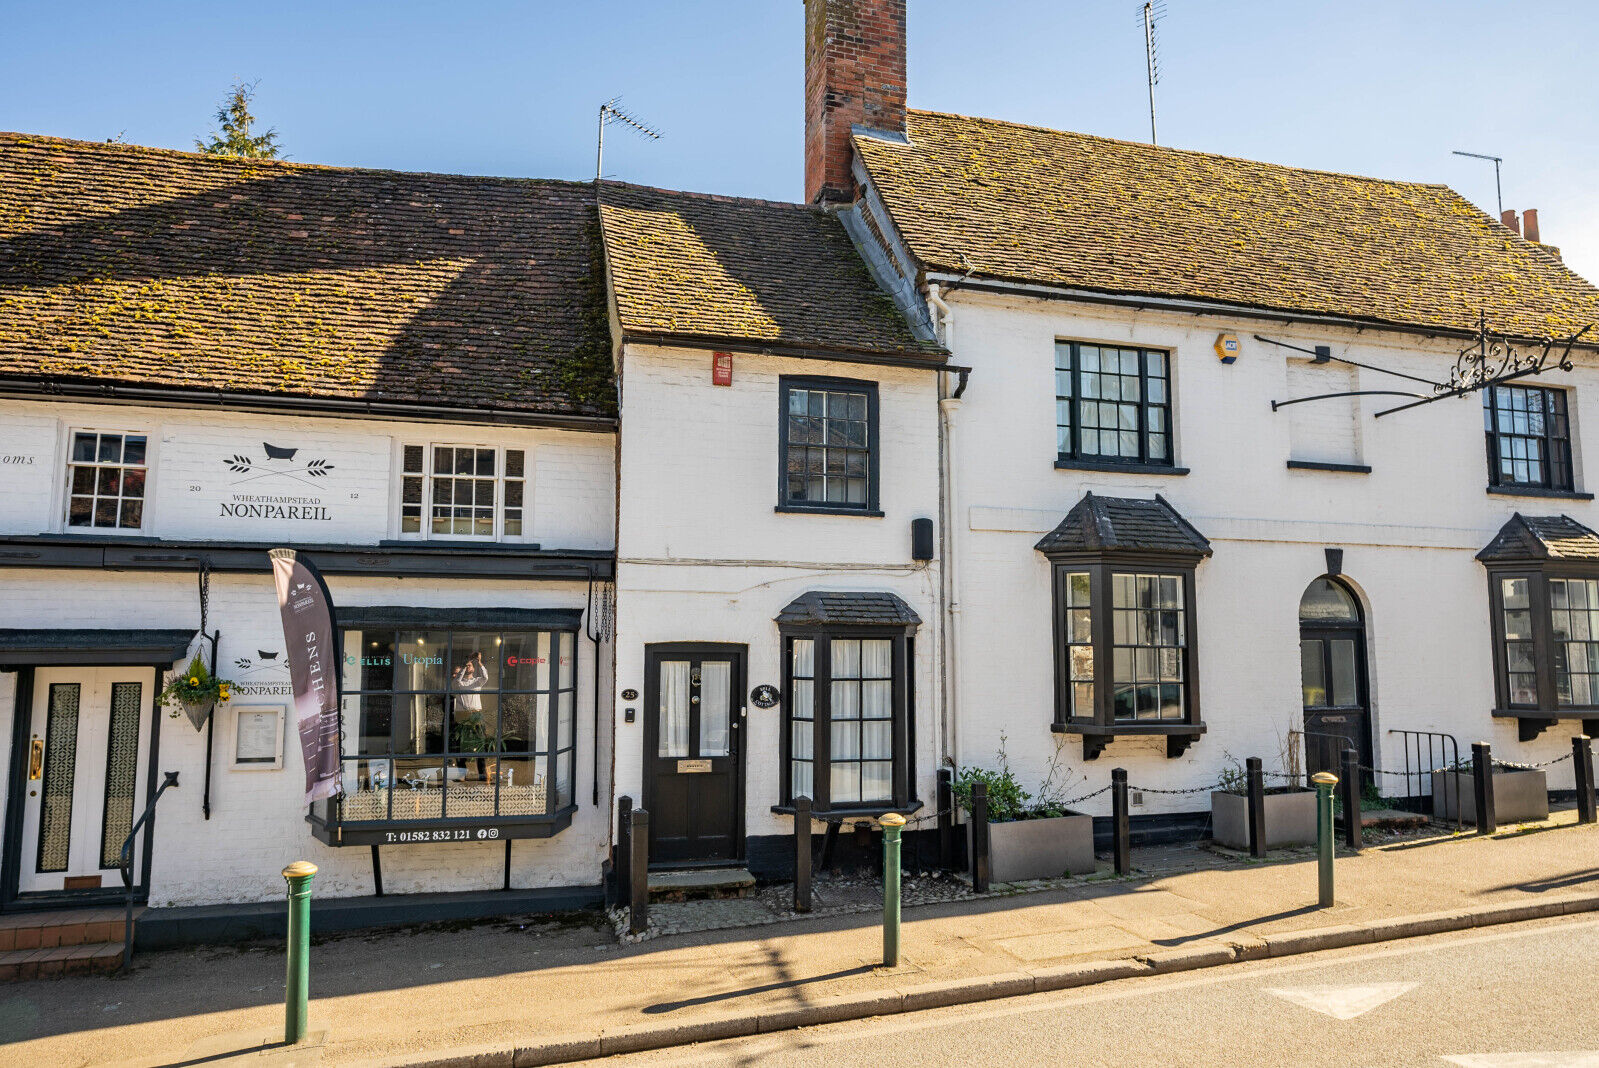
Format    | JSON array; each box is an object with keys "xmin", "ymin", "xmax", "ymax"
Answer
[{"xmin": 4, "ymin": 810, "xmax": 1597, "ymax": 1068}]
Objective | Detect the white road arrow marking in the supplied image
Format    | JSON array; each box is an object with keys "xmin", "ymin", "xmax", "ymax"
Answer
[
  {"xmin": 1443, "ymin": 1055, "xmax": 1599, "ymax": 1067},
  {"xmin": 1265, "ymin": 982, "xmax": 1418, "ymax": 1020}
]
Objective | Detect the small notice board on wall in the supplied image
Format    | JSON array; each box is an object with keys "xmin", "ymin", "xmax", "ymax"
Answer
[{"xmin": 231, "ymin": 704, "xmax": 287, "ymax": 769}]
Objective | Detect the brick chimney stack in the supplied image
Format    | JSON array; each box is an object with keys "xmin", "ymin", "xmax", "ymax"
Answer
[{"xmin": 804, "ymin": 0, "xmax": 908, "ymax": 205}]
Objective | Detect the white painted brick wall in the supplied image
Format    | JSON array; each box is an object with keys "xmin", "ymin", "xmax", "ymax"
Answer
[
  {"xmin": 940, "ymin": 292, "xmax": 1592, "ymax": 809},
  {"xmin": 0, "ymin": 400, "xmax": 616, "ymax": 550},
  {"xmin": 611, "ymin": 346, "xmax": 944, "ymax": 834}
]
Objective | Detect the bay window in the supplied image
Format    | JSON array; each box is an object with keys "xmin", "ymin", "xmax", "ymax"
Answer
[
  {"xmin": 310, "ymin": 610, "xmax": 581, "ymax": 845},
  {"xmin": 776, "ymin": 591, "xmax": 918, "ymax": 813},
  {"xmin": 1481, "ymin": 513, "xmax": 1599, "ymax": 740},
  {"xmin": 1037, "ymin": 494, "xmax": 1209, "ymax": 759}
]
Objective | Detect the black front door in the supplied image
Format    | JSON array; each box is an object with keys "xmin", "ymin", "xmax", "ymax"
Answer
[
  {"xmin": 1299, "ymin": 628, "xmax": 1371, "ymax": 776},
  {"xmin": 643, "ymin": 644, "xmax": 745, "ymax": 866}
]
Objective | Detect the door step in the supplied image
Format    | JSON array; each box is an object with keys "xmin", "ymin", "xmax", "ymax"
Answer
[
  {"xmin": 646, "ymin": 867, "xmax": 756, "ymax": 902},
  {"xmin": 0, "ymin": 907, "xmax": 138, "ymax": 980}
]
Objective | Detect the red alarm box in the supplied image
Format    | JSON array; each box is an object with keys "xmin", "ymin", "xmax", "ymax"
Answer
[{"xmin": 712, "ymin": 352, "xmax": 733, "ymax": 386}]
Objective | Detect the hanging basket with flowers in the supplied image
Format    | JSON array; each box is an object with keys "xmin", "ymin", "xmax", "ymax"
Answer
[{"xmin": 161, "ymin": 654, "xmax": 233, "ymax": 731}]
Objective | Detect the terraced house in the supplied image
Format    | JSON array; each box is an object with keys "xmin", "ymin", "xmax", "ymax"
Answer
[{"xmin": 2, "ymin": 0, "xmax": 1599, "ymax": 954}]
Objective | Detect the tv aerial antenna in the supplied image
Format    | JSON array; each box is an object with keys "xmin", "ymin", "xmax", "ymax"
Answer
[
  {"xmin": 1452, "ymin": 149, "xmax": 1504, "ymax": 217},
  {"xmin": 596, "ymin": 97, "xmax": 662, "ymax": 182},
  {"xmin": 1140, "ymin": 1, "xmax": 1167, "ymax": 145}
]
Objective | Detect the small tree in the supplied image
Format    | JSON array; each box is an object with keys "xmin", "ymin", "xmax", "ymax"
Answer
[{"xmin": 195, "ymin": 81, "xmax": 281, "ymax": 158}]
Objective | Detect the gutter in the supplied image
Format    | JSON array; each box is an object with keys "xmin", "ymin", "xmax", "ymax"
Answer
[
  {"xmin": 926, "ymin": 273, "xmax": 1599, "ymax": 353},
  {"xmin": 0, "ymin": 376, "xmax": 619, "ymax": 434}
]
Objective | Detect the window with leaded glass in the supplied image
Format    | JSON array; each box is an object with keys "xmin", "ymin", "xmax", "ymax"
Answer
[
  {"xmin": 1484, "ymin": 384, "xmax": 1572, "ymax": 491},
  {"xmin": 65, "ymin": 430, "xmax": 147, "ymax": 531},
  {"xmin": 400, "ymin": 444, "xmax": 526, "ymax": 539},
  {"xmin": 1110, "ymin": 573, "xmax": 1187, "ymax": 722},
  {"xmin": 1055, "ymin": 342, "xmax": 1172, "ymax": 466},
  {"xmin": 1062, "ymin": 571, "xmax": 1095, "ymax": 718},
  {"xmin": 781, "ymin": 627, "xmax": 912, "ymax": 811},
  {"xmin": 778, "ymin": 377, "xmax": 879, "ymax": 513},
  {"xmin": 1498, "ymin": 576, "xmax": 1538, "ymax": 706},
  {"xmin": 1549, "ymin": 578, "xmax": 1599, "ymax": 706}
]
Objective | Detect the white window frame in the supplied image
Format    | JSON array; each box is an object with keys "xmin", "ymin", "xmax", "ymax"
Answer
[
  {"xmin": 60, "ymin": 426, "xmax": 155, "ymax": 535},
  {"xmin": 395, "ymin": 442, "xmax": 529, "ymax": 542}
]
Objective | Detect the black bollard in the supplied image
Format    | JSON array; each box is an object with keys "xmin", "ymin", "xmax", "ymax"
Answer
[
  {"xmin": 629, "ymin": 808, "xmax": 650, "ymax": 935},
  {"xmin": 937, "ymin": 767, "xmax": 955, "ymax": 871},
  {"xmin": 1112, "ymin": 768, "xmax": 1131, "ymax": 875},
  {"xmin": 1340, "ymin": 748, "xmax": 1362, "ymax": 851},
  {"xmin": 794, "ymin": 796, "xmax": 813, "ymax": 913},
  {"xmin": 616, "ymin": 795, "xmax": 632, "ymax": 910},
  {"xmin": 1246, "ymin": 757, "xmax": 1266, "ymax": 859},
  {"xmin": 1575, "ymin": 736, "xmax": 1596, "ymax": 826},
  {"xmin": 971, "ymin": 781, "xmax": 991, "ymax": 893},
  {"xmin": 1471, "ymin": 742, "xmax": 1497, "ymax": 835}
]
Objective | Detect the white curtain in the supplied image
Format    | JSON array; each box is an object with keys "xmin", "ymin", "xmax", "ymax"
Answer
[
  {"xmin": 658, "ymin": 661, "xmax": 690, "ymax": 757},
  {"xmin": 699, "ymin": 661, "xmax": 731, "ymax": 756}
]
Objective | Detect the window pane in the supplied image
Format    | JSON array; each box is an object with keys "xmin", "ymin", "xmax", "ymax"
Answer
[
  {"xmin": 1301, "ymin": 640, "xmax": 1326, "ymax": 707},
  {"xmin": 832, "ymin": 639, "xmax": 860, "ymax": 678},
  {"xmin": 699, "ymin": 660, "xmax": 731, "ymax": 757},
  {"xmin": 658, "ymin": 661, "xmax": 690, "ymax": 757},
  {"xmin": 1329, "ymin": 640, "xmax": 1357, "ymax": 706}
]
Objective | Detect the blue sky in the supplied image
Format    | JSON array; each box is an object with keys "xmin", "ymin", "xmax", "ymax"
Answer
[{"xmin": 5, "ymin": 0, "xmax": 1597, "ymax": 280}]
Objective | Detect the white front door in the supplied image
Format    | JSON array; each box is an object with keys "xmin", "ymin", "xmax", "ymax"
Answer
[{"xmin": 18, "ymin": 667, "xmax": 151, "ymax": 894}]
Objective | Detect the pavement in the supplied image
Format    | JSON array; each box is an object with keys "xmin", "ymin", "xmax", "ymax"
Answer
[{"xmin": 2, "ymin": 811, "xmax": 1598, "ymax": 1067}]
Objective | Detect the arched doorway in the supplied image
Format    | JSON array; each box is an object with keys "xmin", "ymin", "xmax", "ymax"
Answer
[{"xmin": 1298, "ymin": 577, "xmax": 1371, "ymax": 777}]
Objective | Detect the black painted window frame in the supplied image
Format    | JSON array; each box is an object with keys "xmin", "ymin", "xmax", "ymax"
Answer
[
  {"xmin": 778, "ymin": 624, "xmax": 914, "ymax": 813},
  {"xmin": 1487, "ymin": 564, "xmax": 1599, "ymax": 713},
  {"xmin": 334, "ymin": 624, "xmax": 580, "ymax": 824},
  {"xmin": 776, "ymin": 375, "xmax": 882, "ymax": 516},
  {"xmin": 1054, "ymin": 340, "xmax": 1174, "ymax": 468},
  {"xmin": 1484, "ymin": 383, "xmax": 1573, "ymax": 492}
]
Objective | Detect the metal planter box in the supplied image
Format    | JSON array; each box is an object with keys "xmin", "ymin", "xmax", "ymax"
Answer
[
  {"xmin": 966, "ymin": 812, "xmax": 1096, "ymax": 882},
  {"xmin": 1431, "ymin": 768, "xmax": 1548, "ymax": 824},
  {"xmin": 1210, "ymin": 789, "xmax": 1318, "ymax": 850}
]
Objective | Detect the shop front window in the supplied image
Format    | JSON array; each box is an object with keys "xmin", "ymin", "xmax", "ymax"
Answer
[{"xmin": 334, "ymin": 626, "xmax": 577, "ymax": 832}]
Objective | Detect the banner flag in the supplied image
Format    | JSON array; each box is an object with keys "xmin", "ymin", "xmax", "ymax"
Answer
[{"xmin": 269, "ymin": 548, "xmax": 343, "ymax": 804}]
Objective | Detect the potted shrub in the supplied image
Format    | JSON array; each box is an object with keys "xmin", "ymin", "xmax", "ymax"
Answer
[
  {"xmin": 160, "ymin": 653, "xmax": 232, "ymax": 731},
  {"xmin": 1210, "ymin": 756, "xmax": 1318, "ymax": 850},
  {"xmin": 953, "ymin": 747, "xmax": 1095, "ymax": 881},
  {"xmin": 1431, "ymin": 760, "xmax": 1548, "ymax": 823}
]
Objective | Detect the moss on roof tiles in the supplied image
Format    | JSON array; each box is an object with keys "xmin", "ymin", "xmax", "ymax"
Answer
[
  {"xmin": 855, "ymin": 111, "xmax": 1599, "ymax": 340},
  {"xmin": 597, "ymin": 181, "xmax": 941, "ymax": 359},
  {"xmin": 0, "ymin": 132, "xmax": 617, "ymax": 418}
]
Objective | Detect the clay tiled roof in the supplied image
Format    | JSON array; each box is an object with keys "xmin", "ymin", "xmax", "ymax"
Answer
[
  {"xmin": 1478, "ymin": 514, "xmax": 1599, "ymax": 563},
  {"xmin": 855, "ymin": 111, "xmax": 1599, "ymax": 342},
  {"xmin": 0, "ymin": 133, "xmax": 616, "ymax": 421},
  {"xmin": 775, "ymin": 590, "xmax": 923, "ymax": 627},
  {"xmin": 1035, "ymin": 493, "xmax": 1211, "ymax": 557},
  {"xmin": 597, "ymin": 182, "xmax": 942, "ymax": 361}
]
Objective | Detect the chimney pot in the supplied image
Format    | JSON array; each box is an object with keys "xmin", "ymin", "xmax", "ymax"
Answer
[
  {"xmin": 1522, "ymin": 208, "xmax": 1541, "ymax": 243},
  {"xmin": 805, "ymin": 0, "xmax": 908, "ymax": 205},
  {"xmin": 1501, "ymin": 209, "xmax": 1521, "ymax": 236}
]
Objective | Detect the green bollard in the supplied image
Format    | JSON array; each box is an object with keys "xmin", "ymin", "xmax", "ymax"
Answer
[
  {"xmin": 1312, "ymin": 773, "xmax": 1337, "ymax": 907},
  {"xmin": 283, "ymin": 861, "xmax": 317, "ymax": 1044},
  {"xmin": 880, "ymin": 813, "xmax": 905, "ymax": 968}
]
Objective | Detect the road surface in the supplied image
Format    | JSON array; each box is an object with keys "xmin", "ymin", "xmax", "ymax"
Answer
[{"xmin": 590, "ymin": 915, "xmax": 1599, "ymax": 1067}]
